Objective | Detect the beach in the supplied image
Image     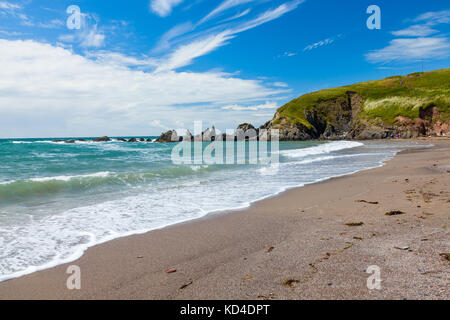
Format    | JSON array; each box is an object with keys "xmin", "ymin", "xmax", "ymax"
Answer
[{"xmin": 0, "ymin": 138, "xmax": 449, "ymax": 300}]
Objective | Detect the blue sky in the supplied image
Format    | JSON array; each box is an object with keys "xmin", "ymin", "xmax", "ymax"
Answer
[{"xmin": 0, "ymin": 0, "xmax": 449, "ymax": 138}]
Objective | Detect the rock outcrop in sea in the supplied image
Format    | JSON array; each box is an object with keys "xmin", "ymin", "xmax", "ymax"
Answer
[{"xmin": 93, "ymin": 136, "xmax": 111, "ymax": 142}]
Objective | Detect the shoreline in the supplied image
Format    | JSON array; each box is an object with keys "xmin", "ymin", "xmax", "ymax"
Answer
[
  {"xmin": 0, "ymin": 140, "xmax": 393, "ymax": 283},
  {"xmin": 0, "ymin": 138, "xmax": 449, "ymax": 299},
  {"xmin": 0, "ymin": 140, "xmax": 376, "ymax": 283}
]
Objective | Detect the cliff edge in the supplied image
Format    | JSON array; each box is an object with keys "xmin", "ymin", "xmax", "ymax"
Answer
[{"xmin": 264, "ymin": 68, "xmax": 450, "ymax": 140}]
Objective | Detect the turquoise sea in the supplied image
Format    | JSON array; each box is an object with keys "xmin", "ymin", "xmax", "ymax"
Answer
[{"xmin": 0, "ymin": 137, "xmax": 430, "ymax": 281}]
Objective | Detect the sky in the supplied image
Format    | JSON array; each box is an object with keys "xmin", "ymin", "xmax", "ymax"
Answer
[{"xmin": 0, "ymin": 0, "xmax": 449, "ymax": 138}]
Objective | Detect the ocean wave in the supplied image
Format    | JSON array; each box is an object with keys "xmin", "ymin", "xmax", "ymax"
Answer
[
  {"xmin": 9, "ymin": 139, "xmax": 156, "ymax": 145},
  {"xmin": 30, "ymin": 172, "xmax": 111, "ymax": 182},
  {"xmin": 280, "ymin": 141, "xmax": 364, "ymax": 158},
  {"xmin": 0, "ymin": 165, "xmax": 216, "ymax": 202}
]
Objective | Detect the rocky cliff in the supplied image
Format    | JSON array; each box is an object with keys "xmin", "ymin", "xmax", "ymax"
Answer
[{"xmin": 264, "ymin": 68, "xmax": 450, "ymax": 140}]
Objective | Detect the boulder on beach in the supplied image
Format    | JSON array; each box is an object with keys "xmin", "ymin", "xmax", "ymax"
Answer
[{"xmin": 128, "ymin": 138, "xmax": 137, "ymax": 142}]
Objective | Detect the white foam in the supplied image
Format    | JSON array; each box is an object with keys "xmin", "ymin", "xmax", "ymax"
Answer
[
  {"xmin": 280, "ymin": 141, "xmax": 364, "ymax": 158},
  {"xmin": 0, "ymin": 172, "xmax": 111, "ymax": 185},
  {"xmin": 30, "ymin": 172, "xmax": 111, "ymax": 182}
]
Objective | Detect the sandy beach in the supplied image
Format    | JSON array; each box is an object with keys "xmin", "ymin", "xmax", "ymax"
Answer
[{"xmin": 0, "ymin": 138, "xmax": 449, "ymax": 300}]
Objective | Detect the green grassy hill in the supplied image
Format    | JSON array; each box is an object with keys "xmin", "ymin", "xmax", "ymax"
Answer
[{"xmin": 266, "ymin": 68, "xmax": 450, "ymax": 140}]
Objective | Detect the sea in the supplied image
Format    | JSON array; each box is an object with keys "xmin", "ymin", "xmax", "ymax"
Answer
[{"xmin": 0, "ymin": 137, "xmax": 431, "ymax": 281}]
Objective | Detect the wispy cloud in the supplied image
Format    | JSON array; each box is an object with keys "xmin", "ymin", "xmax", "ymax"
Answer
[
  {"xmin": 80, "ymin": 27, "xmax": 105, "ymax": 48},
  {"xmin": 156, "ymin": 31, "xmax": 234, "ymax": 72},
  {"xmin": 391, "ymin": 10, "xmax": 449, "ymax": 37},
  {"xmin": 0, "ymin": 1, "xmax": 20, "ymax": 10},
  {"xmin": 275, "ymin": 51, "xmax": 297, "ymax": 58},
  {"xmin": 0, "ymin": 1, "xmax": 32, "ymax": 26},
  {"xmin": 304, "ymin": 37, "xmax": 334, "ymax": 52},
  {"xmin": 366, "ymin": 37, "xmax": 450, "ymax": 63},
  {"xmin": 152, "ymin": 22, "xmax": 195, "ymax": 53},
  {"xmin": 38, "ymin": 19, "xmax": 65, "ymax": 29},
  {"xmin": 222, "ymin": 101, "xmax": 277, "ymax": 111},
  {"xmin": 199, "ymin": 0, "xmax": 256, "ymax": 24},
  {"xmin": 369, "ymin": 10, "xmax": 450, "ymax": 64},
  {"xmin": 219, "ymin": 8, "xmax": 252, "ymax": 23},
  {"xmin": 150, "ymin": 119, "xmax": 170, "ymax": 130},
  {"xmin": 58, "ymin": 13, "xmax": 106, "ymax": 48},
  {"xmin": 391, "ymin": 24, "xmax": 438, "ymax": 37},
  {"xmin": 272, "ymin": 82, "xmax": 289, "ymax": 87},
  {"xmin": 150, "ymin": 0, "xmax": 184, "ymax": 17},
  {"xmin": 156, "ymin": 0, "xmax": 304, "ymax": 72},
  {"xmin": 232, "ymin": 0, "xmax": 303, "ymax": 34},
  {"xmin": 414, "ymin": 9, "xmax": 450, "ymax": 25},
  {"xmin": 0, "ymin": 30, "xmax": 25, "ymax": 36},
  {"xmin": 86, "ymin": 51, "xmax": 158, "ymax": 69}
]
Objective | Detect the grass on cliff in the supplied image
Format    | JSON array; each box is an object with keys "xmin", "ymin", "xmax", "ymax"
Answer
[{"xmin": 274, "ymin": 68, "xmax": 450, "ymax": 127}]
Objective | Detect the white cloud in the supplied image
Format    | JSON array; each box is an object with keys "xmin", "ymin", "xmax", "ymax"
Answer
[
  {"xmin": 414, "ymin": 10, "xmax": 450, "ymax": 25},
  {"xmin": 366, "ymin": 37, "xmax": 450, "ymax": 63},
  {"xmin": 0, "ymin": 30, "xmax": 24, "ymax": 36},
  {"xmin": 370, "ymin": 10, "xmax": 450, "ymax": 65},
  {"xmin": 276, "ymin": 51, "xmax": 296, "ymax": 58},
  {"xmin": 0, "ymin": 1, "xmax": 20, "ymax": 10},
  {"xmin": 152, "ymin": 22, "xmax": 194, "ymax": 53},
  {"xmin": 391, "ymin": 10, "xmax": 450, "ymax": 37},
  {"xmin": 0, "ymin": 2, "xmax": 32, "ymax": 26},
  {"xmin": 391, "ymin": 24, "xmax": 438, "ymax": 37},
  {"xmin": 252, "ymin": 113, "xmax": 274, "ymax": 117},
  {"xmin": 222, "ymin": 101, "xmax": 277, "ymax": 111},
  {"xmin": 304, "ymin": 38, "xmax": 334, "ymax": 51},
  {"xmin": 0, "ymin": 39, "xmax": 283, "ymax": 137},
  {"xmin": 233, "ymin": 0, "xmax": 303, "ymax": 34},
  {"xmin": 272, "ymin": 82, "xmax": 288, "ymax": 87},
  {"xmin": 58, "ymin": 14, "xmax": 106, "ymax": 48},
  {"xmin": 58, "ymin": 34, "xmax": 75, "ymax": 42},
  {"xmin": 80, "ymin": 27, "xmax": 105, "ymax": 48},
  {"xmin": 199, "ymin": 0, "xmax": 255, "ymax": 24},
  {"xmin": 219, "ymin": 8, "xmax": 252, "ymax": 23},
  {"xmin": 86, "ymin": 51, "xmax": 158, "ymax": 69},
  {"xmin": 156, "ymin": 31, "xmax": 234, "ymax": 72},
  {"xmin": 150, "ymin": 0, "xmax": 184, "ymax": 17},
  {"xmin": 156, "ymin": 0, "xmax": 304, "ymax": 72},
  {"xmin": 150, "ymin": 120, "xmax": 169, "ymax": 130},
  {"xmin": 38, "ymin": 19, "xmax": 65, "ymax": 29}
]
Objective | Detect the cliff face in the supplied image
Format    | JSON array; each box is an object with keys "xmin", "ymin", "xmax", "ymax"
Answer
[{"xmin": 264, "ymin": 68, "xmax": 450, "ymax": 140}]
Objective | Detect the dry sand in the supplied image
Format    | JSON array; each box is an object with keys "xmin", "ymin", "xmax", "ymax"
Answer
[{"xmin": 0, "ymin": 138, "xmax": 449, "ymax": 300}]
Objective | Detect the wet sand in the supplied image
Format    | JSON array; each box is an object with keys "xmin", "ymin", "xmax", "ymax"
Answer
[{"xmin": 0, "ymin": 138, "xmax": 449, "ymax": 300}]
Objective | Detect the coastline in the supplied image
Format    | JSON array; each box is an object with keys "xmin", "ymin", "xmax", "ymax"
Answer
[{"xmin": 0, "ymin": 138, "xmax": 449, "ymax": 299}]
